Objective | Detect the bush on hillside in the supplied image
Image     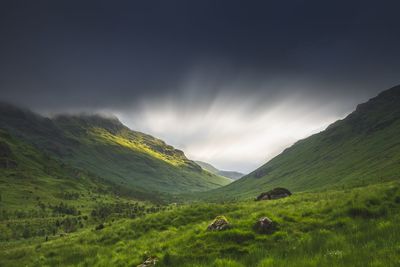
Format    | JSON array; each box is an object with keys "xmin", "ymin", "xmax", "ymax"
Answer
[{"xmin": 347, "ymin": 205, "xmax": 387, "ymax": 219}]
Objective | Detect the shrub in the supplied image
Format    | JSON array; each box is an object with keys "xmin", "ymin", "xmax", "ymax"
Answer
[
  {"xmin": 22, "ymin": 227, "xmax": 31, "ymax": 239},
  {"xmin": 95, "ymin": 223, "xmax": 104, "ymax": 231},
  {"xmin": 365, "ymin": 197, "xmax": 381, "ymax": 206},
  {"xmin": 51, "ymin": 202, "xmax": 79, "ymax": 216},
  {"xmin": 162, "ymin": 252, "xmax": 171, "ymax": 265},
  {"xmin": 62, "ymin": 217, "xmax": 79, "ymax": 233},
  {"xmin": 347, "ymin": 206, "xmax": 374, "ymax": 218},
  {"xmin": 347, "ymin": 206, "xmax": 387, "ymax": 219}
]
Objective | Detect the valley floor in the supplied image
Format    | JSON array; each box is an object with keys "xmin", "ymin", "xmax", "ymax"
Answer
[{"xmin": 1, "ymin": 181, "xmax": 400, "ymax": 267}]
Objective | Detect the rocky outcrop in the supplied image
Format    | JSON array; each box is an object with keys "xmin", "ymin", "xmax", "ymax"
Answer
[
  {"xmin": 207, "ymin": 216, "xmax": 230, "ymax": 231},
  {"xmin": 253, "ymin": 217, "xmax": 276, "ymax": 234},
  {"xmin": 255, "ymin": 187, "xmax": 292, "ymax": 201}
]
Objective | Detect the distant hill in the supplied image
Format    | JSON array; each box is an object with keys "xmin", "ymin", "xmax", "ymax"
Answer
[
  {"xmin": 205, "ymin": 85, "xmax": 400, "ymax": 199},
  {"xmin": 195, "ymin": 161, "xmax": 244, "ymax": 180},
  {"xmin": 0, "ymin": 103, "xmax": 230, "ymax": 199}
]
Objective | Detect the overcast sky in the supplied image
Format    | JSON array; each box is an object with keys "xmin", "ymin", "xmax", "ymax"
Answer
[{"xmin": 0, "ymin": 1, "xmax": 399, "ymax": 172}]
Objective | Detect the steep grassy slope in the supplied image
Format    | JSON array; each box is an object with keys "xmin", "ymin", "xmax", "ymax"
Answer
[
  {"xmin": 207, "ymin": 85, "xmax": 400, "ymax": 199},
  {"xmin": 0, "ymin": 129, "xmax": 102, "ymax": 211},
  {"xmin": 1, "ymin": 181, "xmax": 399, "ymax": 266},
  {"xmin": 52, "ymin": 115, "xmax": 230, "ymax": 193},
  {"xmin": 0, "ymin": 104, "xmax": 230, "ymax": 195},
  {"xmin": 0, "ymin": 128, "xmax": 163, "ymax": 241},
  {"xmin": 196, "ymin": 161, "xmax": 244, "ymax": 180}
]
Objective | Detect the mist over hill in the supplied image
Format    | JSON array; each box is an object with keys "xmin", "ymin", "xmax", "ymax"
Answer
[
  {"xmin": 203, "ymin": 85, "xmax": 400, "ymax": 199},
  {"xmin": 0, "ymin": 103, "xmax": 231, "ymax": 198}
]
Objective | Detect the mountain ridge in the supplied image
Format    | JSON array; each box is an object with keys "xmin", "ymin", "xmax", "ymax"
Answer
[
  {"xmin": 0, "ymin": 103, "xmax": 230, "ymax": 198},
  {"xmin": 203, "ymin": 85, "xmax": 400, "ymax": 199},
  {"xmin": 195, "ymin": 160, "xmax": 244, "ymax": 180}
]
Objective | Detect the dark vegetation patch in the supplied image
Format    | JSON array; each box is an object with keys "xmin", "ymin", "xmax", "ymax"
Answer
[{"xmin": 347, "ymin": 205, "xmax": 388, "ymax": 219}]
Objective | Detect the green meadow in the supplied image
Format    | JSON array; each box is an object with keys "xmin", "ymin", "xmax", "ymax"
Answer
[{"xmin": 1, "ymin": 181, "xmax": 399, "ymax": 266}]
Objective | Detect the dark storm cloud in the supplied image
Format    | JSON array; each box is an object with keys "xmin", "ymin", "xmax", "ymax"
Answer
[
  {"xmin": 1, "ymin": 0, "xmax": 400, "ymax": 171},
  {"xmin": 0, "ymin": 0, "xmax": 399, "ymax": 111}
]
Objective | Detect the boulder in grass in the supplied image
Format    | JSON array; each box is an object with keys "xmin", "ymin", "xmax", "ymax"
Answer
[
  {"xmin": 207, "ymin": 215, "xmax": 230, "ymax": 231},
  {"xmin": 137, "ymin": 257, "xmax": 158, "ymax": 267},
  {"xmin": 255, "ymin": 187, "xmax": 292, "ymax": 201},
  {"xmin": 253, "ymin": 217, "xmax": 276, "ymax": 234}
]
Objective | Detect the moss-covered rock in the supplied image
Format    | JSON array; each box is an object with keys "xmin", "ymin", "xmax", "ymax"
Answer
[
  {"xmin": 253, "ymin": 217, "xmax": 277, "ymax": 234},
  {"xmin": 207, "ymin": 215, "xmax": 231, "ymax": 231}
]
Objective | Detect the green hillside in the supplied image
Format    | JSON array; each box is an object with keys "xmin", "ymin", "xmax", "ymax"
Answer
[
  {"xmin": 0, "ymin": 128, "xmax": 164, "ymax": 241},
  {"xmin": 0, "ymin": 104, "xmax": 230, "ymax": 196},
  {"xmin": 205, "ymin": 85, "xmax": 400, "ymax": 199},
  {"xmin": 0, "ymin": 129, "xmax": 95, "ymax": 212},
  {"xmin": 196, "ymin": 161, "xmax": 220, "ymax": 174},
  {"xmin": 196, "ymin": 161, "xmax": 244, "ymax": 180},
  {"xmin": 1, "ymin": 180, "xmax": 399, "ymax": 266}
]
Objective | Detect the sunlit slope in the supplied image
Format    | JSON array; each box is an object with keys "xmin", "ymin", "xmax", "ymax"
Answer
[
  {"xmin": 53, "ymin": 115, "xmax": 230, "ymax": 193},
  {"xmin": 0, "ymin": 129, "xmax": 132, "ymax": 212},
  {"xmin": 208, "ymin": 85, "xmax": 400, "ymax": 199},
  {"xmin": 0, "ymin": 104, "xmax": 230, "ymax": 195}
]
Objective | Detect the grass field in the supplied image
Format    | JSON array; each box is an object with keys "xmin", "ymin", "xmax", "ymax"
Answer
[{"xmin": 1, "ymin": 180, "xmax": 399, "ymax": 266}]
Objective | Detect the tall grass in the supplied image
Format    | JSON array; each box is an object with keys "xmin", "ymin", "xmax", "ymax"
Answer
[{"xmin": 1, "ymin": 181, "xmax": 399, "ymax": 266}]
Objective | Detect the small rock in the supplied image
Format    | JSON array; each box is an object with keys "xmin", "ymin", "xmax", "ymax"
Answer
[
  {"xmin": 253, "ymin": 217, "xmax": 276, "ymax": 234},
  {"xmin": 207, "ymin": 216, "xmax": 230, "ymax": 231},
  {"xmin": 137, "ymin": 257, "xmax": 158, "ymax": 267}
]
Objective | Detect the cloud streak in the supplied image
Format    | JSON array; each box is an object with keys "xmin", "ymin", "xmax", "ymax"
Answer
[
  {"xmin": 0, "ymin": 1, "xmax": 399, "ymax": 172},
  {"xmin": 112, "ymin": 78, "xmax": 359, "ymax": 172}
]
